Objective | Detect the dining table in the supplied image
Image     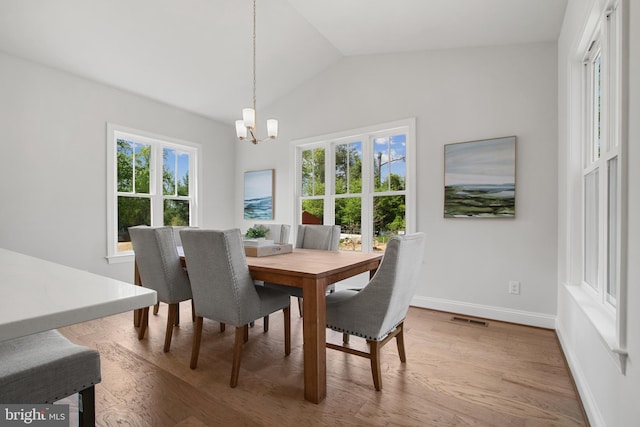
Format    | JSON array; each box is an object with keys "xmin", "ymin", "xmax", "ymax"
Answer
[
  {"xmin": 135, "ymin": 247, "xmax": 383, "ymax": 404},
  {"xmin": 245, "ymin": 248, "xmax": 383, "ymax": 403},
  {"xmin": 0, "ymin": 248, "xmax": 157, "ymax": 342}
]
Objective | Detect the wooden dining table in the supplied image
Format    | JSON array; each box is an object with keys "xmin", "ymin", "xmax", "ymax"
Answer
[
  {"xmin": 245, "ymin": 249, "xmax": 383, "ymax": 403},
  {"xmin": 135, "ymin": 247, "xmax": 382, "ymax": 403}
]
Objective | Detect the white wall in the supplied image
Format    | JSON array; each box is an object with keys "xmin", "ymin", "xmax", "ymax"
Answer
[
  {"xmin": 0, "ymin": 51, "xmax": 236, "ymax": 282},
  {"xmin": 236, "ymin": 43, "xmax": 559, "ymax": 327},
  {"xmin": 556, "ymin": 0, "xmax": 639, "ymax": 425}
]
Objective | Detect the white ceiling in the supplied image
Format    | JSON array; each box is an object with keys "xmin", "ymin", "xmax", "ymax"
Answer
[{"xmin": 0, "ymin": 0, "xmax": 567, "ymax": 123}]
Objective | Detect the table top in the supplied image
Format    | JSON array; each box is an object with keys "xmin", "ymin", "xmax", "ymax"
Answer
[
  {"xmin": 245, "ymin": 248, "xmax": 383, "ymax": 288},
  {"xmin": 0, "ymin": 248, "xmax": 157, "ymax": 341},
  {"xmin": 246, "ymin": 248, "xmax": 382, "ymax": 276}
]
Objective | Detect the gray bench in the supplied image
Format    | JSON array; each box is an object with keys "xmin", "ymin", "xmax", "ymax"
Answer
[{"xmin": 0, "ymin": 329, "xmax": 101, "ymax": 426}]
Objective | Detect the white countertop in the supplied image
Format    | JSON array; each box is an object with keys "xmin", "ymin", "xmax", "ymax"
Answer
[{"xmin": 0, "ymin": 248, "xmax": 157, "ymax": 341}]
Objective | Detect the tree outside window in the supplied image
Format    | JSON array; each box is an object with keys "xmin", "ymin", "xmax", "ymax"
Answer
[
  {"xmin": 109, "ymin": 128, "xmax": 197, "ymax": 257},
  {"xmin": 297, "ymin": 123, "xmax": 412, "ymax": 253}
]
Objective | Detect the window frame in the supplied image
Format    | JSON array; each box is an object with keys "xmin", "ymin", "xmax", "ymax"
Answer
[
  {"xmin": 571, "ymin": 0, "xmax": 628, "ymax": 373},
  {"xmin": 106, "ymin": 123, "xmax": 200, "ymax": 263},
  {"xmin": 292, "ymin": 118, "xmax": 416, "ymax": 253}
]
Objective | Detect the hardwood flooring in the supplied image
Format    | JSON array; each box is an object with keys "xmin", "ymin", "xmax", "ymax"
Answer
[{"xmin": 59, "ymin": 302, "xmax": 587, "ymax": 426}]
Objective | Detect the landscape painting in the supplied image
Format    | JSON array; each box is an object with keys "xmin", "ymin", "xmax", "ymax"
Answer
[
  {"xmin": 244, "ymin": 169, "xmax": 274, "ymax": 219},
  {"xmin": 444, "ymin": 136, "xmax": 516, "ymax": 218}
]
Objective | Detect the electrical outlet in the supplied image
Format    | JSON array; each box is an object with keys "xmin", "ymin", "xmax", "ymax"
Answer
[{"xmin": 509, "ymin": 281, "xmax": 520, "ymax": 295}]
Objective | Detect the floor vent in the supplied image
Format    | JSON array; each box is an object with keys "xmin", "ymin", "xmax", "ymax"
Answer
[{"xmin": 450, "ymin": 316, "xmax": 489, "ymax": 327}]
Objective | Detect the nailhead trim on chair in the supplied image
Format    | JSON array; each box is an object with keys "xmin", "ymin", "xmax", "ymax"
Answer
[{"xmin": 326, "ymin": 321, "xmax": 401, "ymax": 341}]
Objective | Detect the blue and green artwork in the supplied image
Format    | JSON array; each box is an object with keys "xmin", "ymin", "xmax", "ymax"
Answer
[
  {"xmin": 244, "ymin": 169, "xmax": 274, "ymax": 219},
  {"xmin": 444, "ymin": 137, "xmax": 516, "ymax": 218}
]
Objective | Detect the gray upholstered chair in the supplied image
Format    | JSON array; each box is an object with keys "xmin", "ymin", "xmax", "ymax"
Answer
[
  {"xmin": 0, "ymin": 330, "xmax": 101, "ymax": 426},
  {"xmin": 295, "ymin": 224, "xmax": 341, "ymax": 250},
  {"xmin": 248, "ymin": 223, "xmax": 290, "ymax": 330},
  {"xmin": 180, "ymin": 228, "xmax": 291, "ymax": 388},
  {"xmin": 265, "ymin": 224, "xmax": 341, "ymax": 317},
  {"xmin": 148, "ymin": 225, "xmax": 196, "ymax": 315},
  {"xmin": 253, "ymin": 223, "xmax": 291, "ymax": 244},
  {"xmin": 325, "ymin": 232, "xmax": 425, "ymax": 391},
  {"xmin": 129, "ymin": 225, "xmax": 193, "ymax": 352}
]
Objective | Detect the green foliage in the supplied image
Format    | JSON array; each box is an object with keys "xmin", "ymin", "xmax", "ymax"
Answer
[
  {"xmin": 301, "ymin": 148, "xmax": 325, "ymax": 196},
  {"xmin": 302, "ymin": 199, "xmax": 324, "ymax": 222},
  {"xmin": 335, "ymin": 197, "xmax": 361, "ymax": 234},
  {"xmin": 335, "ymin": 143, "xmax": 362, "ymax": 194},
  {"xmin": 245, "ymin": 225, "xmax": 268, "ymax": 238},
  {"xmin": 164, "ymin": 199, "xmax": 189, "ymax": 226},
  {"xmin": 301, "ymin": 142, "xmax": 407, "ymax": 238},
  {"xmin": 117, "ymin": 140, "xmax": 191, "ymax": 238},
  {"xmin": 374, "ymin": 195, "xmax": 406, "ymax": 233},
  {"xmin": 135, "ymin": 146, "xmax": 151, "ymax": 193},
  {"xmin": 117, "ymin": 140, "xmax": 133, "ymax": 192},
  {"xmin": 117, "ymin": 196, "xmax": 150, "ymax": 241}
]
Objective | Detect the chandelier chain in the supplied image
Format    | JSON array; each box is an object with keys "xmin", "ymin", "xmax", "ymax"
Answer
[
  {"xmin": 235, "ymin": 0, "xmax": 277, "ymax": 144},
  {"xmin": 252, "ymin": 0, "xmax": 257, "ymax": 113}
]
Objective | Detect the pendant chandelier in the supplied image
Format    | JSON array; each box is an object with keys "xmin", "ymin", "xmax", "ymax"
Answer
[{"xmin": 235, "ymin": 0, "xmax": 278, "ymax": 144}]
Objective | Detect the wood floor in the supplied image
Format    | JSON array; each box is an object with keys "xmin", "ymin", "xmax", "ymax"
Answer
[{"xmin": 59, "ymin": 302, "xmax": 587, "ymax": 426}]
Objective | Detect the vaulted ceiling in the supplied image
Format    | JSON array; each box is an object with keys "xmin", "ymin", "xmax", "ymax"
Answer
[{"xmin": 0, "ymin": 0, "xmax": 567, "ymax": 123}]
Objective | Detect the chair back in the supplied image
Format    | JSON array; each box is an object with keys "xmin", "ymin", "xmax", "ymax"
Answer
[
  {"xmin": 170, "ymin": 225, "xmax": 199, "ymax": 247},
  {"xmin": 296, "ymin": 225, "xmax": 340, "ymax": 250},
  {"xmin": 129, "ymin": 226, "xmax": 192, "ymax": 303},
  {"xmin": 327, "ymin": 232, "xmax": 425, "ymax": 340},
  {"xmin": 180, "ymin": 229, "xmax": 261, "ymax": 326},
  {"xmin": 254, "ymin": 223, "xmax": 290, "ymax": 244}
]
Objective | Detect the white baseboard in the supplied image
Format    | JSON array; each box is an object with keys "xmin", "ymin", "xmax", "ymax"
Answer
[
  {"xmin": 555, "ymin": 325, "xmax": 604, "ymax": 427},
  {"xmin": 411, "ymin": 295, "xmax": 556, "ymax": 329}
]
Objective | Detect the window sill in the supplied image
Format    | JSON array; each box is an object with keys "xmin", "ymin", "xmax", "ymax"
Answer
[
  {"xmin": 564, "ymin": 282, "xmax": 628, "ymax": 374},
  {"xmin": 105, "ymin": 253, "xmax": 134, "ymax": 264}
]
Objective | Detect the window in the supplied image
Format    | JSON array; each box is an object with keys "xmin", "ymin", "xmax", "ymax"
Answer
[
  {"xmin": 572, "ymin": 0, "xmax": 627, "ymax": 371},
  {"xmin": 581, "ymin": 5, "xmax": 621, "ymax": 308},
  {"xmin": 107, "ymin": 124, "xmax": 199, "ymax": 262},
  {"xmin": 296, "ymin": 119, "xmax": 415, "ymax": 253}
]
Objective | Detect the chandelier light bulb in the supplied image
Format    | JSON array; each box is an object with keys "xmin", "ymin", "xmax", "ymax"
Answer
[
  {"xmin": 235, "ymin": 120, "xmax": 247, "ymax": 139},
  {"xmin": 242, "ymin": 108, "xmax": 256, "ymax": 129},
  {"xmin": 267, "ymin": 119, "xmax": 278, "ymax": 138}
]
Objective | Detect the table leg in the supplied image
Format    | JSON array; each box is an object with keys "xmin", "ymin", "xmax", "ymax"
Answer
[{"xmin": 302, "ymin": 277, "xmax": 327, "ymax": 404}]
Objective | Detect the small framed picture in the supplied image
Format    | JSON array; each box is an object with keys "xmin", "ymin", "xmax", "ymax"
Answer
[{"xmin": 244, "ymin": 169, "xmax": 274, "ymax": 219}]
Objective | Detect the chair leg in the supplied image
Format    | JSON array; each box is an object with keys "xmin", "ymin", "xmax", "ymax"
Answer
[
  {"xmin": 191, "ymin": 300, "xmax": 196, "ymax": 322},
  {"xmin": 137, "ymin": 307, "xmax": 149, "ymax": 340},
  {"xmin": 220, "ymin": 322, "xmax": 226, "ymax": 333},
  {"xmin": 343, "ymin": 333, "xmax": 350, "ymax": 344},
  {"xmin": 283, "ymin": 306, "xmax": 291, "ymax": 355},
  {"xmin": 164, "ymin": 304, "xmax": 178, "ymax": 352},
  {"xmin": 369, "ymin": 340, "xmax": 382, "ymax": 391},
  {"xmin": 230, "ymin": 327, "xmax": 245, "ymax": 388},
  {"xmin": 175, "ymin": 302, "xmax": 180, "ymax": 326},
  {"xmin": 297, "ymin": 297, "xmax": 303, "ymax": 317},
  {"xmin": 190, "ymin": 316, "xmax": 204, "ymax": 369},
  {"xmin": 153, "ymin": 302, "xmax": 160, "ymax": 315},
  {"xmin": 243, "ymin": 324, "xmax": 249, "ymax": 343},
  {"xmin": 263, "ymin": 315, "xmax": 269, "ymax": 333},
  {"xmin": 396, "ymin": 322, "xmax": 407, "ymax": 363},
  {"xmin": 78, "ymin": 386, "xmax": 95, "ymax": 427}
]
